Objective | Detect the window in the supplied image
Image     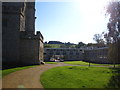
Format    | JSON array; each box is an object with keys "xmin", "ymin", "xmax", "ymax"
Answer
[
  {"xmin": 63, "ymin": 52, "xmax": 66, "ymax": 55},
  {"xmin": 46, "ymin": 49, "xmax": 50, "ymax": 51},
  {"xmin": 76, "ymin": 53, "xmax": 79, "ymax": 55},
  {"xmin": 70, "ymin": 52, "xmax": 73, "ymax": 55},
  {"xmin": 49, "ymin": 52, "xmax": 53, "ymax": 55}
]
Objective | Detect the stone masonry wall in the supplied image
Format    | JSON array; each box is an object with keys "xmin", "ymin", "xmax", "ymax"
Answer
[
  {"xmin": 39, "ymin": 40, "xmax": 44, "ymax": 62},
  {"xmin": 20, "ymin": 38, "xmax": 40, "ymax": 65},
  {"xmin": 20, "ymin": 31, "xmax": 44, "ymax": 66},
  {"xmin": 44, "ymin": 47, "xmax": 113, "ymax": 64},
  {"xmin": 2, "ymin": 2, "xmax": 22, "ymax": 68},
  {"xmin": 2, "ymin": 2, "xmax": 44, "ymax": 69},
  {"xmin": 44, "ymin": 48, "xmax": 83, "ymax": 61},
  {"xmin": 83, "ymin": 48, "xmax": 112, "ymax": 64}
]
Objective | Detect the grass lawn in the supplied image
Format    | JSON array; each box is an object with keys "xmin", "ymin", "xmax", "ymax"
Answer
[
  {"xmin": 40, "ymin": 66, "xmax": 117, "ymax": 88},
  {"xmin": 64, "ymin": 61, "xmax": 120, "ymax": 67},
  {"xmin": 0, "ymin": 65, "xmax": 38, "ymax": 78},
  {"xmin": 44, "ymin": 44, "xmax": 61, "ymax": 48},
  {"xmin": 45, "ymin": 62, "xmax": 59, "ymax": 64}
]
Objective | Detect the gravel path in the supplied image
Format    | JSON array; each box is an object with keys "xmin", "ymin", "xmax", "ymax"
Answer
[
  {"xmin": 2, "ymin": 62, "xmax": 115, "ymax": 89},
  {"xmin": 2, "ymin": 63, "xmax": 68, "ymax": 88}
]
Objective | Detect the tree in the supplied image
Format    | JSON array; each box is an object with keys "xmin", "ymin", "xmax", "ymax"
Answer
[
  {"xmin": 93, "ymin": 34, "xmax": 102, "ymax": 43},
  {"xmin": 75, "ymin": 42, "xmax": 86, "ymax": 48},
  {"xmin": 105, "ymin": 1, "xmax": 120, "ymax": 43},
  {"xmin": 105, "ymin": 0, "xmax": 120, "ymax": 66},
  {"xmin": 44, "ymin": 44, "xmax": 52, "ymax": 48},
  {"xmin": 93, "ymin": 33, "xmax": 105, "ymax": 47},
  {"xmin": 44, "ymin": 41, "xmax": 47, "ymax": 44}
]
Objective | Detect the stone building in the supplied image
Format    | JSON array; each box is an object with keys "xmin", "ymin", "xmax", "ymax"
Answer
[
  {"xmin": 2, "ymin": 1, "xmax": 44, "ymax": 69},
  {"xmin": 44, "ymin": 48, "xmax": 84, "ymax": 61},
  {"xmin": 44, "ymin": 47, "xmax": 112, "ymax": 64},
  {"xmin": 83, "ymin": 47, "xmax": 111, "ymax": 64}
]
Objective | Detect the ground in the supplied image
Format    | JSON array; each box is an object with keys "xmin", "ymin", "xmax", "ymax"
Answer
[
  {"xmin": 1, "ymin": 62, "xmax": 118, "ymax": 88},
  {"xmin": 2, "ymin": 63, "xmax": 68, "ymax": 88}
]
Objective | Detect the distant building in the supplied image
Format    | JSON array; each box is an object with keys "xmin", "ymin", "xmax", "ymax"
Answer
[
  {"xmin": 83, "ymin": 47, "xmax": 110, "ymax": 64},
  {"xmin": 44, "ymin": 47, "xmax": 112, "ymax": 64},
  {"xmin": 44, "ymin": 48, "xmax": 84, "ymax": 61},
  {"xmin": 2, "ymin": 1, "xmax": 44, "ymax": 69}
]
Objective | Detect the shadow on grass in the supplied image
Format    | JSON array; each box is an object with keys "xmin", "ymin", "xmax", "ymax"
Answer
[{"xmin": 105, "ymin": 67, "xmax": 120, "ymax": 88}]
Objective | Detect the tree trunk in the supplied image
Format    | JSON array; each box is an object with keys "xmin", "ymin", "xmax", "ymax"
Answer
[
  {"xmin": 89, "ymin": 62, "xmax": 90, "ymax": 67},
  {"xmin": 113, "ymin": 63, "xmax": 116, "ymax": 68}
]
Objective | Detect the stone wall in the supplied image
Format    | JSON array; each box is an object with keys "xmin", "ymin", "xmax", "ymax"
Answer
[
  {"xmin": 20, "ymin": 31, "xmax": 44, "ymax": 65},
  {"xmin": 20, "ymin": 37, "xmax": 39, "ymax": 65},
  {"xmin": 44, "ymin": 47, "xmax": 113, "ymax": 64},
  {"xmin": 39, "ymin": 40, "xmax": 44, "ymax": 62},
  {"xmin": 2, "ymin": 2, "xmax": 22, "ymax": 68},
  {"xmin": 83, "ymin": 48, "xmax": 112, "ymax": 64},
  {"xmin": 44, "ymin": 48, "xmax": 83, "ymax": 61},
  {"xmin": 2, "ymin": 2, "xmax": 44, "ymax": 69}
]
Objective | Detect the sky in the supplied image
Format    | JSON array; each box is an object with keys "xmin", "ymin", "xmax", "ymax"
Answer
[{"xmin": 35, "ymin": 0, "xmax": 110, "ymax": 44}]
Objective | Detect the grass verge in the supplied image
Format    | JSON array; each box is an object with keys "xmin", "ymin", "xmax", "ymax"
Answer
[
  {"xmin": 64, "ymin": 61, "xmax": 120, "ymax": 67},
  {"xmin": 40, "ymin": 66, "xmax": 116, "ymax": 88},
  {"xmin": 1, "ymin": 65, "xmax": 38, "ymax": 78}
]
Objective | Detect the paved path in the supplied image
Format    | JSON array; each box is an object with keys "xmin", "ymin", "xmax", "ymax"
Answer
[
  {"xmin": 2, "ymin": 63, "xmax": 68, "ymax": 88},
  {"xmin": 2, "ymin": 62, "xmax": 116, "ymax": 88}
]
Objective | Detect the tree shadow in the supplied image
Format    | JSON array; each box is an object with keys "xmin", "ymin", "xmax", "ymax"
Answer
[{"xmin": 105, "ymin": 67, "xmax": 120, "ymax": 88}]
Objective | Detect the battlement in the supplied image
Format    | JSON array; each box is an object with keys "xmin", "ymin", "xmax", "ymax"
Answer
[
  {"xmin": 2, "ymin": 2, "xmax": 25, "ymax": 13},
  {"xmin": 36, "ymin": 31, "xmax": 44, "ymax": 40},
  {"xmin": 20, "ymin": 31, "xmax": 43, "ymax": 42}
]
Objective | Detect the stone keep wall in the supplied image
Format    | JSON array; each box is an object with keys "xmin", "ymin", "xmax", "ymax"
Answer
[
  {"xmin": 2, "ymin": 2, "xmax": 44, "ymax": 69},
  {"xmin": 39, "ymin": 40, "xmax": 44, "ymax": 61},
  {"xmin": 19, "ymin": 1, "xmax": 44, "ymax": 65},
  {"xmin": 20, "ymin": 31, "xmax": 44, "ymax": 65},
  {"xmin": 20, "ymin": 38, "xmax": 39, "ymax": 65},
  {"xmin": 25, "ymin": 2, "xmax": 35, "ymax": 34},
  {"xmin": 19, "ymin": 32, "xmax": 44, "ymax": 67},
  {"xmin": 2, "ymin": 2, "xmax": 23, "ymax": 67}
]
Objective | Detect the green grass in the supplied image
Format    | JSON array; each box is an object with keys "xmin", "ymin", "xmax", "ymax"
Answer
[
  {"xmin": 40, "ymin": 66, "xmax": 114, "ymax": 88},
  {"xmin": 64, "ymin": 61, "xmax": 120, "ymax": 67},
  {"xmin": 45, "ymin": 62, "xmax": 59, "ymax": 64},
  {"xmin": 44, "ymin": 44, "xmax": 61, "ymax": 48},
  {"xmin": 1, "ymin": 65, "xmax": 38, "ymax": 78},
  {"xmin": 44, "ymin": 44, "xmax": 76, "ymax": 48}
]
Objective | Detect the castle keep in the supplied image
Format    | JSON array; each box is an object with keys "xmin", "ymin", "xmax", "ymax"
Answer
[{"xmin": 2, "ymin": 1, "xmax": 44, "ymax": 69}]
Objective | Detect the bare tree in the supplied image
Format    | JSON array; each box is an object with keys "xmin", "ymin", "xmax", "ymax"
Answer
[
  {"xmin": 105, "ymin": 1, "xmax": 120, "ymax": 67},
  {"xmin": 93, "ymin": 34, "xmax": 102, "ymax": 43},
  {"xmin": 93, "ymin": 33, "xmax": 105, "ymax": 47}
]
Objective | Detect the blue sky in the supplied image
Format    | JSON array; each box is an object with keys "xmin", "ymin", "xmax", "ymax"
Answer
[{"xmin": 35, "ymin": 0, "xmax": 109, "ymax": 44}]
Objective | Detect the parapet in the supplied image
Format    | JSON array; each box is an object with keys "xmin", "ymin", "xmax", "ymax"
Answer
[
  {"xmin": 20, "ymin": 31, "xmax": 44, "ymax": 42},
  {"xmin": 36, "ymin": 31, "xmax": 44, "ymax": 40}
]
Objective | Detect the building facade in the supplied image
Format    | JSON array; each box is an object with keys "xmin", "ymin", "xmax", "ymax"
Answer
[
  {"xmin": 83, "ymin": 47, "xmax": 111, "ymax": 64},
  {"xmin": 44, "ymin": 48, "xmax": 84, "ymax": 61},
  {"xmin": 2, "ymin": 1, "xmax": 44, "ymax": 69},
  {"xmin": 44, "ymin": 47, "xmax": 112, "ymax": 64}
]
